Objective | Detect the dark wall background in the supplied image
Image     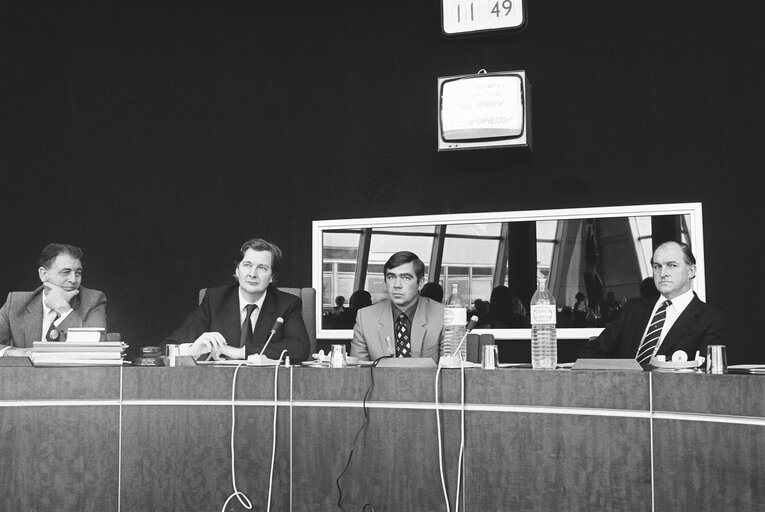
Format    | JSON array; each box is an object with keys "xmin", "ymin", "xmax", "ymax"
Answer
[{"xmin": 1, "ymin": 1, "xmax": 761, "ymax": 362}]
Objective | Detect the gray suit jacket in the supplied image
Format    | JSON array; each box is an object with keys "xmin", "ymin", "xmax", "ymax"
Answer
[
  {"xmin": 351, "ymin": 297, "xmax": 444, "ymax": 362},
  {"xmin": 0, "ymin": 286, "xmax": 108, "ymax": 350}
]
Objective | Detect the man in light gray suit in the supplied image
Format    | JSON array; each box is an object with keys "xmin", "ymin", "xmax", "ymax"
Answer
[
  {"xmin": 0, "ymin": 243, "xmax": 107, "ymax": 357},
  {"xmin": 351, "ymin": 251, "xmax": 444, "ymax": 363}
]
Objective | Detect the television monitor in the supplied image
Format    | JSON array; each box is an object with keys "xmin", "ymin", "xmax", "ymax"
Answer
[{"xmin": 437, "ymin": 70, "xmax": 531, "ymax": 151}]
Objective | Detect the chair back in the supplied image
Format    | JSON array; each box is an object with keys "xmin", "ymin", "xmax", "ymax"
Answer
[{"xmin": 198, "ymin": 287, "xmax": 317, "ymax": 355}]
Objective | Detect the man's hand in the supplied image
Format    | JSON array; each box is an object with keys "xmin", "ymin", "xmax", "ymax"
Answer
[
  {"xmin": 4, "ymin": 347, "xmax": 33, "ymax": 357},
  {"xmin": 189, "ymin": 332, "xmax": 227, "ymax": 358},
  {"xmin": 210, "ymin": 345, "xmax": 246, "ymax": 361},
  {"xmin": 43, "ymin": 282, "xmax": 78, "ymax": 315}
]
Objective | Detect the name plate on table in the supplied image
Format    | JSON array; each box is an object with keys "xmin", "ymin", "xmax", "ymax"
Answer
[
  {"xmin": 572, "ymin": 359, "xmax": 643, "ymax": 371},
  {"xmin": 377, "ymin": 358, "xmax": 437, "ymax": 368}
]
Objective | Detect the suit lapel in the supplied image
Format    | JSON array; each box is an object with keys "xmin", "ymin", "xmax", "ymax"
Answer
[
  {"xmin": 220, "ymin": 287, "xmax": 241, "ymax": 346},
  {"xmin": 661, "ymin": 295, "xmax": 701, "ymax": 353},
  {"xmin": 627, "ymin": 298, "xmax": 658, "ymax": 356},
  {"xmin": 375, "ymin": 302, "xmax": 394, "ymax": 356},
  {"xmin": 410, "ymin": 298, "xmax": 428, "ymax": 357},
  {"xmin": 24, "ymin": 291, "xmax": 44, "ymax": 347},
  {"xmin": 253, "ymin": 288, "xmax": 277, "ymax": 346}
]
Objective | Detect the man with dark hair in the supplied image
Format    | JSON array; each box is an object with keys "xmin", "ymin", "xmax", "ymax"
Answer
[
  {"xmin": 165, "ymin": 238, "xmax": 310, "ymax": 361},
  {"xmin": 351, "ymin": 251, "xmax": 444, "ymax": 362},
  {"xmin": 0, "ymin": 243, "xmax": 107, "ymax": 356},
  {"xmin": 579, "ymin": 241, "xmax": 729, "ymax": 365}
]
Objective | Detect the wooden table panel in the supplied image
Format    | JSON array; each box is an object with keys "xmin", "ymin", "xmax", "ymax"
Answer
[
  {"xmin": 291, "ymin": 406, "xmax": 462, "ymax": 512},
  {"xmin": 120, "ymin": 404, "xmax": 291, "ymax": 512},
  {"xmin": 0, "ymin": 367, "xmax": 120, "ymax": 400},
  {"xmin": 465, "ymin": 411, "xmax": 651, "ymax": 512},
  {"xmin": 0, "ymin": 405, "xmax": 119, "ymax": 512},
  {"xmin": 653, "ymin": 419, "xmax": 765, "ymax": 512},
  {"xmin": 652, "ymin": 373, "xmax": 765, "ymax": 417},
  {"xmin": 464, "ymin": 369, "xmax": 650, "ymax": 410},
  {"xmin": 122, "ymin": 366, "xmax": 292, "ymax": 401}
]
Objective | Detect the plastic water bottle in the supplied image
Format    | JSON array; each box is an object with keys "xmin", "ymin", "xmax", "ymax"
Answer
[
  {"xmin": 442, "ymin": 283, "xmax": 467, "ymax": 360},
  {"xmin": 530, "ymin": 266, "xmax": 557, "ymax": 369}
]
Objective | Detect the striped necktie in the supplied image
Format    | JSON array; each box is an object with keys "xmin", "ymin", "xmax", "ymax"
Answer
[{"xmin": 636, "ymin": 300, "xmax": 671, "ymax": 365}]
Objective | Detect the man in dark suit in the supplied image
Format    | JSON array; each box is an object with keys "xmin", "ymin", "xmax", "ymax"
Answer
[
  {"xmin": 165, "ymin": 238, "xmax": 309, "ymax": 361},
  {"xmin": 0, "ymin": 243, "xmax": 107, "ymax": 357},
  {"xmin": 579, "ymin": 241, "xmax": 728, "ymax": 364},
  {"xmin": 351, "ymin": 251, "xmax": 444, "ymax": 363}
]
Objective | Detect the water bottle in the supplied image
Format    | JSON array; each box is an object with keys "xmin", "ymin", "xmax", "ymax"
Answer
[
  {"xmin": 530, "ymin": 266, "xmax": 557, "ymax": 369},
  {"xmin": 442, "ymin": 283, "xmax": 467, "ymax": 360}
]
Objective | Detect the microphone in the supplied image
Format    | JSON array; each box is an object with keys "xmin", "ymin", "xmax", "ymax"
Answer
[
  {"xmin": 439, "ymin": 315, "xmax": 479, "ymax": 368},
  {"xmin": 451, "ymin": 315, "xmax": 479, "ymax": 357},
  {"xmin": 259, "ymin": 317, "xmax": 284, "ymax": 356}
]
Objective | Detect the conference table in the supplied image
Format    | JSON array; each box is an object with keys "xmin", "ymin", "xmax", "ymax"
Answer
[{"xmin": 0, "ymin": 364, "xmax": 763, "ymax": 511}]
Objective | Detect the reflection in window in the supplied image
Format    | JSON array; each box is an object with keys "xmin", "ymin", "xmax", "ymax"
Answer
[
  {"xmin": 322, "ymin": 232, "xmax": 360, "ymax": 308},
  {"xmin": 442, "ymin": 223, "xmax": 503, "ymax": 304},
  {"xmin": 321, "ymin": 214, "xmax": 692, "ymax": 329}
]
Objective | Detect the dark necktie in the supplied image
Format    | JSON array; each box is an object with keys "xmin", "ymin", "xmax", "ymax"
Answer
[
  {"xmin": 395, "ymin": 312, "xmax": 411, "ymax": 358},
  {"xmin": 45, "ymin": 312, "xmax": 61, "ymax": 341},
  {"xmin": 238, "ymin": 304, "xmax": 258, "ymax": 348},
  {"xmin": 636, "ymin": 300, "xmax": 671, "ymax": 365}
]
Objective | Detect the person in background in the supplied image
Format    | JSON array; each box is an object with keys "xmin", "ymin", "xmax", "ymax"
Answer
[
  {"xmin": 0, "ymin": 243, "xmax": 107, "ymax": 356},
  {"xmin": 477, "ymin": 285, "xmax": 529, "ymax": 328},
  {"xmin": 579, "ymin": 241, "xmax": 728, "ymax": 365},
  {"xmin": 164, "ymin": 238, "xmax": 310, "ymax": 361},
  {"xmin": 639, "ymin": 277, "xmax": 660, "ymax": 298},
  {"xmin": 351, "ymin": 251, "xmax": 444, "ymax": 362},
  {"xmin": 573, "ymin": 292, "xmax": 590, "ymax": 327},
  {"xmin": 420, "ymin": 282, "xmax": 444, "ymax": 303},
  {"xmin": 471, "ymin": 298, "xmax": 490, "ymax": 325},
  {"xmin": 331, "ymin": 295, "xmax": 346, "ymax": 315},
  {"xmin": 334, "ymin": 290, "xmax": 372, "ymax": 329},
  {"xmin": 601, "ymin": 291, "xmax": 622, "ymax": 323}
]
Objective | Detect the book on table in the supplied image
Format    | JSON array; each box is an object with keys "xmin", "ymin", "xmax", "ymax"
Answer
[{"xmin": 31, "ymin": 341, "xmax": 126, "ymax": 366}]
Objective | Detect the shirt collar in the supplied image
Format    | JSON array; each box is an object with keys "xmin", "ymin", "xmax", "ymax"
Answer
[
  {"xmin": 657, "ymin": 288, "xmax": 694, "ymax": 312},
  {"xmin": 239, "ymin": 288, "xmax": 267, "ymax": 312},
  {"xmin": 41, "ymin": 291, "xmax": 54, "ymax": 317},
  {"xmin": 392, "ymin": 296, "xmax": 419, "ymax": 322}
]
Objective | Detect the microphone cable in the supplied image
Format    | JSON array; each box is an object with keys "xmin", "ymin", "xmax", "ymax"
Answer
[
  {"xmin": 221, "ymin": 349, "xmax": 288, "ymax": 512},
  {"xmin": 435, "ymin": 354, "xmax": 467, "ymax": 512},
  {"xmin": 335, "ymin": 355, "xmax": 391, "ymax": 512}
]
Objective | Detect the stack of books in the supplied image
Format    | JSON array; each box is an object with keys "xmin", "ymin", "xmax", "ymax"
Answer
[{"xmin": 31, "ymin": 328, "xmax": 127, "ymax": 366}]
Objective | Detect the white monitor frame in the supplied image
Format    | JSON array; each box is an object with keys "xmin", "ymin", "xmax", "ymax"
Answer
[{"xmin": 312, "ymin": 202, "xmax": 704, "ymax": 341}]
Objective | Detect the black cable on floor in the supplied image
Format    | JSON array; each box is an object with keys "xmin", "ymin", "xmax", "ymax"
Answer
[{"xmin": 336, "ymin": 355, "xmax": 391, "ymax": 512}]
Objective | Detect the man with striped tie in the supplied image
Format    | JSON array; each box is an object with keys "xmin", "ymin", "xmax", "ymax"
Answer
[{"xmin": 578, "ymin": 241, "xmax": 728, "ymax": 366}]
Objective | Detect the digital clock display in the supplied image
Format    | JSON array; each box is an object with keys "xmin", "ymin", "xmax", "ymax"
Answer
[{"xmin": 442, "ymin": 0, "xmax": 526, "ymax": 35}]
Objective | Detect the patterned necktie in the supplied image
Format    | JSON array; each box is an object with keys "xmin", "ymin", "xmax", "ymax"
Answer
[
  {"xmin": 395, "ymin": 313, "xmax": 411, "ymax": 358},
  {"xmin": 636, "ymin": 300, "xmax": 672, "ymax": 365},
  {"xmin": 45, "ymin": 312, "xmax": 61, "ymax": 341},
  {"xmin": 238, "ymin": 304, "xmax": 258, "ymax": 347}
]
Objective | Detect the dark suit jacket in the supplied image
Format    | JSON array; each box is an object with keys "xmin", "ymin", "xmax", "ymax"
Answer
[
  {"xmin": 350, "ymin": 297, "xmax": 444, "ymax": 363},
  {"xmin": 164, "ymin": 284, "xmax": 310, "ymax": 361},
  {"xmin": 0, "ymin": 286, "xmax": 108, "ymax": 350},
  {"xmin": 578, "ymin": 294, "xmax": 729, "ymax": 361}
]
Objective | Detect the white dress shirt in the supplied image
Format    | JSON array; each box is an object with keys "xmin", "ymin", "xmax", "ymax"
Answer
[
  {"xmin": 177, "ymin": 288, "xmax": 268, "ymax": 356},
  {"xmin": 642, "ymin": 288, "xmax": 695, "ymax": 358},
  {"xmin": 41, "ymin": 292, "xmax": 73, "ymax": 341}
]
